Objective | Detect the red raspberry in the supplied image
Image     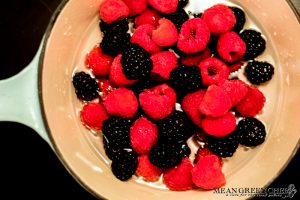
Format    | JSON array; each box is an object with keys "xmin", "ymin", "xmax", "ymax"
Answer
[
  {"xmin": 139, "ymin": 84, "xmax": 176, "ymax": 120},
  {"xmin": 202, "ymin": 112, "xmax": 236, "ymax": 137},
  {"xmin": 194, "ymin": 147, "xmax": 223, "ymax": 166},
  {"xmin": 181, "ymin": 90, "xmax": 206, "ymax": 128},
  {"xmin": 191, "ymin": 155, "xmax": 226, "ymax": 190},
  {"xmin": 217, "ymin": 31, "xmax": 246, "ymax": 63},
  {"xmin": 109, "ymin": 54, "xmax": 138, "ymax": 86},
  {"xmin": 80, "ymin": 103, "xmax": 109, "ymax": 131},
  {"xmin": 85, "ymin": 45, "xmax": 113, "ymax": 77},
  {"xmin": 150, "ymin": 51, "xmax": 178, "ymax": 81},
  {"xmin": 177, "ymin": 18, "xmax": 210, "ymax": 54},
  {"xmin": 136, "ymin": 155, "xmax": 162, "ymax": 182},
  {"xmin": 180, "ymin": 48, "xmax": 211, "ymax": 66},
  {"xmin": 228, "ymin": 61, "xmax": 244, "ymax": 72},
  {"xmin": 131, "ymin": 24, "xmax": 161, "ymax": 54},
  {"xmin": 135, "ymin": 8, "xmax": 161, "ymax": 27},
  {"xmin": 235, "ymin": 86, "xmax": 266, "ymax": 117},
  {"xmin": 152, "ymin": 18, "xmax": 178, "ymax": 47},
  {"xmin": 218, "ymin": 79, "xmax": 249, "ymax": 106},
  {"xmin": 163, "ymin": 158, "xmax": 194, "ymax": 191},
  {"xmin": 100, "ymin": 0, "xmax": 129, "ymax": 24},
  {"xmin": 122, "ymin": 0, "xmax": 148, "ymax": 16},
  {"xmin": 130, "ymin": 117, "xmax": 158, "ymax": 154},
  {"xmin": 202, "ymin": 4, "xmax": 236, "ymax": 35},
  {"xmin": 98, "ymin": 78, "xmax": 116, "ymax": 100},
  {"xmin": 103, "ymin": 87, "xmax": 138, "ymax": 118},
  {"xmin": 148, "ymin": 0, "xmax": 178, "ymax": 14},
  {"xmin": 198, "ymin": 57, "xmax": 229, "ymax": 86},
  {"xmin": 199, "ymin": 85, "xmax": 232, "ymax": 117}
]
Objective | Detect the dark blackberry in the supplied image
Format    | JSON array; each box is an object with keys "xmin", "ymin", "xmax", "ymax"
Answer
[
  {"xmin": 111, "ymin": 149, "xmax": 138, "ymax": 181},
  {"xmin": 240, "ymin": 29, "xmax": 266, "ymax": 60},
  {"xmin": 179, "ymin": 142, "xmax": 191, "ymax": 157},
  {"xmin": 177, "ymin": 0, "xmax": 189, "ymax": 9},
  {"xmin": 157, "ymin": 111, "xmax": 195, "ymax": 143},
  {"xmin": 129, "ymin": 77, "xmax": 158, "ymax": 95},
  {"xmin": 207, "ymin": 34, "xmax": 219, "ymax": 55},
  {"xmin": 121, "ymin": 44, "xmax": 153, "ymax": 80},
  {"xmin": 245, "ymin": 61, "xmax": 274, "ymax": 85},
  {"xmin": 236, "ymin": 117, "xmax": 266, "ymax": 147},
  {"xmin": 99, "ymin": 19, "xmax": 129, "ymax": 34},
  {"xmin": 206, "ymin": 131, "xmax": 239, "ymax": 158},
  {"xmin": 103, "ymin": 137, "xmax": 133, "ymax": 161},
  {"xmin": 230, "ymin": 7, "xmax": 246, "ymax": 33},
  {"xmin": 164, "ymin": 9, "xmax": 189, "ymax": 31},
  {"xmin": 72, "ymin": 72, "xmax": 99, "ymax": 101},
  {"xmin": 100, "ymin": 31, "xmax": 130, "ymax": 56}
]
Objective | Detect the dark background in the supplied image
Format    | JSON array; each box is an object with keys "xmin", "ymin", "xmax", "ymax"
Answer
[{"xmin": 0, "ymin": 0, "xmax": 299, "ymax": 199}]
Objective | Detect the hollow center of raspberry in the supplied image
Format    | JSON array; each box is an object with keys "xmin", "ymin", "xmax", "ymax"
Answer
[
  {"xmin": 188, "ymin": 29, "xmax": 197, "ymax": 40},
  {"xmin": 207, "ymin": 66, "xmax": 219, "ymax": 76},
  {"xmin": 229, "ymin": 51, "xmax": 239, "ymax": 59}
]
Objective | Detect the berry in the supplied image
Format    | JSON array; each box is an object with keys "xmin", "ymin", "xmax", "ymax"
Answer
[
  {"xmin": 150, "ymin": 51, "xmax": 178, "ymax": 81},
  {"xmin": 177, "ymin": 18, "xmax": 210, "ymax": 54},
  {"xmin": 180, "ymin": 48, "xmax": 211, "ymax": 67},
  {"xmin": 148, "ymin": 0, "xmax": 178, "ymax": 14},
  {"xmin": 135, "ymin": 8, "xmax": 161, "ymax": 27},
  {"xmin": 100, "ymin": 31, "xmax": 130, "ymax": 56},
  {"xmin": 121, "ymin": 44, "xmax": 153, "ymax": 80},
  {"xmin": 237, "ymin": 117, "xmax": 266, "ymax": 147},
  {"xmin": 103, "ymin": 87, "xmax": 138, "ymax": 118},
  {"xmin": 240, "ymin": 29, "xmax": 266, "ymax": 60},
  {"xmin": 139, "ymin": 84, "xmax": 176, "ymax": 120},
  {"xmin": 80, "ymin": 103, "xmax": 109, "ymax": 130},
  {"xmin": 230, "ymin": 7, "xmax": 246, "ymax": 33},
  {"xmin": 206, "ymin": 131, "xmax": 239, "ymax": 158},
  {"xmin": 122, "ymin": 0, "xmax": 147, "ymax": 16},
  {"xmin": 194, "ymin": 147, "xmax": 223, "ymax": 165},
  {"xmin": 177, "ymin": 0, "xmax": 189, "ymax": 9},
  {"xmin": 235, "ymin": 86, "xmax": 265, "ymax": 117},
  {"xmin": 199, "ymin": 85, "xmax": 232, "ymax": 117},
  {"xmin": 202, "ymin": 4, "xmax": 236, "ymax": 35},
  {"xmin": 99, "ymin": 0, "xmax": 129, "ymax": 24},
  {"xmin": 72, "ymin": 72, "xmax": 99, "ymax": 101},
  {"xmin": 99, "ymin": 18, "xmax": 129, "ymax": 34},
  {"xmin": 245, "ymin": 61, "xmax": 275, "ymax": 85},
  {"xmin": 163, "ymin": 158, "xmax": 193, "ymax": 191},
  {"xmin": 152, "ymin": 18, "xmax": 178, "ymax": 47},
  {"xmin": 198, "ymin": 57, "xmax": 229, "ymax": 86},
  {"xmin": 227, "ymin": 61, "xmax": 244, "ymax": 72},
  {"xmin": 130, "ymin": 117, "xmax": 158, "ymax": 154},
  {"xmin": 191, "ymin": 155, "xmax": 226, "ymax": 190},
  {"xmin": 164, "ymin": 9, "xmax": 189, "ymax": 31},
  {"xmin": 130, "ymin": 77, "xmax": 158, "ymax": 95},
  {"xmin": 157, "ymin": 111, "xmax": 195, "ymax": 143},
  {"xmin": 202, "ymin": 112, "xmax": 236, "ymax": 137},
  {"xmin": 217, "ymin": 31, "xmax": 246, "ymax": 63},
  {"xmin": 98, "ymin": 78, "xmax": 116, "ymax": 100},
  {"xmin": 136, "ymin": 155, "xmax": 162, "ymax": 182}
]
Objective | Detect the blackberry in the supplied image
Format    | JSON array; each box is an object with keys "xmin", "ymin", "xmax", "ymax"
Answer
[
  {"xmin": 179, "ymin": 142, "xmax": 191, "ymax": 157},
  {"xmin": 129, "ymin": 77, "xmax": 158, "ymax": 95},
  {"xmin": 103, "ymin": 138, "xmax": 133, "ymax": 161},
  {"xmin": 157, "ymin": 111, "xmax": 195, "ymax": 143},
  {"xmin": 164, "ymin": 9, "xmax": 189, "ymax": 31},
  {"xmin": 240, "ymin": 29, "xmax": 266, "ymax": 60},
  {"xmin": 206, "ymin": 131, "xmax": 239, "ymax": 158},
  {"xmin": 245, "ymin": 61, "xmax": 274, "ymax": 85},
  {"xmin": 207, "ymin": 34, "xmax": 219, "ymax": 55},
  {"xmin": 237, "ymin": 117, "xmax": 266, "ymax": 147},
  {"xmin": 111, "ymin": 149, "xmax": 138, "ymax": 181},
  {"xmin": 99, "ymin": 19, "xmax": 129, "ymax": 34},
  {"xmin": 121, "ymin": 44, "xmax": 153, "ymax": 80},
  {"xmin": 230, "ymin": 7, "xmax": 246, "ymax": 33},
  {"xmin": 72, "ymin": 72, "xmax": 99, "ymax": 101},
  {"xmin": 100, "ymin": 31, "xmax": 130, "ymax": 56},
  {"xmin": 177, "ymin": 0, "xmax": 189, "ymax": 9}
]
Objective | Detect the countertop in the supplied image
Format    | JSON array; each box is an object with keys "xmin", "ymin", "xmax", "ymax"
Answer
[{"xmin": 0, "ymin": 0, "xmax": 299, "ymax": 199}]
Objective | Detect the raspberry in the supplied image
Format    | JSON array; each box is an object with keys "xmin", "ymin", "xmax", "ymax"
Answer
[
  {"xmin": 72, "ymin": 72, "xmax": 99, "ymax": 101},
  {"xmin": 202, "ymin": 4, "xmax": 236, "ymax": 35},
  {"xmin": 99, "ymin": 18, "xmax": 129, "ymax": 34},
  {"xmin": 217, "ymin": 31, "xmax": 246, "ymax": 63},
  {"xmin": 109, "ymin": 55, "xmax": 138, "ymax": 87},
  {"xmin": 177, "ymin": 18, "xmax": 210, "ymax": 54},
  {"xmin": 99, "ymin": 0, "xmax": 129, "ymax": 24},
  {"xmin": 103, "ymin": 87, "xmax": 138, "ymax": 118},
  {"xmin": 230, "ymin": 7, "xmax": 246, "ymax": 33},
  {"xmin": 148, "ymin": 0, "xmax": 178, "ymax": 14},
  {"xmin": 194, "ymin": 147, "xmax": 223, "ymax": 165},
  {"xmin": 136, "ymin": 155, "xmax": 162, "ymax": 182},
  {"xmin": 139, "ymin": 84, "xmax": 176, "ymax": 120},
  {"xmin": 237, "ymin": 117, "xmax": 266, "ymax": 147},
  {"xmin": 164, "ymin": 9, "xmax": 189, "ymax": 32},
  {"xmin": 245, "ymin": 61, "xmax": 275, "ymax": 85},
  {"xmin": 202, "ymin": 112, "xmax": 236, "ymax": 137},
  {"xmin": 122, "ymin": 0, "xmax": 147, "ymax": 16},
  {"xmin": 152, "ymin": 18, "xmax": 178, "ymax": 47},
  {"xmin": 100, "ymin": 31, "xmax": 130, "ymax": 56},
  {"xmin": 121, "ymin": 44, "xmax": 153, "ymax": 80},
  {"xmin": 80, "ymin": 103, "xmax": 109, "ymax": 130},
  {"xmin": 163, "ymin": 158, "xmax": 193, "ymax": 191},
  {"xmin": 198, "ymin": 57, "xmax": 229, "ymax": 86},
  {"xmin": 135, "ymin": 8, "xmax": 161, "ymax": 27},
  {"xmin": 181, "ymin": 90, "xmax": 205, "ymax": 127},
  {"xmin": 130, "ymin": 117, "xmax": 158, "ymax": 154},
  {"xmin": 235, "ymin": 86, "xmax": 265, "ymax": 117},
  {"xmin": 240, "ymin": 29, "xmax": 266, "ymax": 60},
  {"xmin": 131, "ymin": 24, "xmax": 161, "ymax": 54},
  {"xmin": 199, "ymin": 85, "xmax": 232, "ymax": 117},
  {"xmin": 98, "ymin": 78, "xmax": 116, "ymax": 100},
  {"xmin": 150, "ymin": 51, "xmax": 178, "ymax": 81},
  {"xmin": 177, "ymin": 0, "xmax": 189, "ymax": 9},
  {"xmin": 180, "ymin": 48, "xmax": 211, "ymax": 67},
  {"xmin": 227, "ymin": 61, "xmax": 244, "ymax": 72},
  {"xmin": 191, "ymin": 155, "xmax": 226, "ymax": 190}
]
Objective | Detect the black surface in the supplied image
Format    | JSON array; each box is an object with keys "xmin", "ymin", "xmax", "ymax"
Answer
[{"xmin": 0, "ymin": 0, "xmax": 299, "ymax": 199}]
